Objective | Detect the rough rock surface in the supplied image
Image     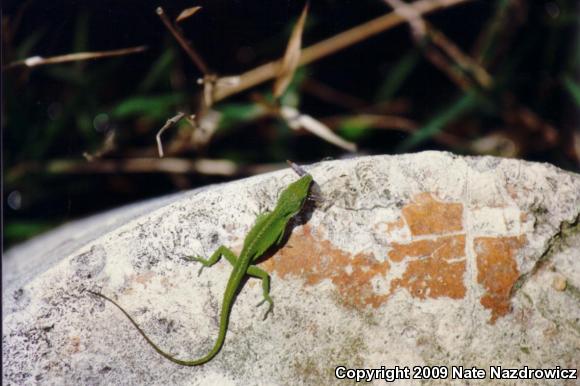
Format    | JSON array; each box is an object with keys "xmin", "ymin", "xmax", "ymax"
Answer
[{"xmin": 3, "ymin": 152, "xmax": 579, "ymax": 385}]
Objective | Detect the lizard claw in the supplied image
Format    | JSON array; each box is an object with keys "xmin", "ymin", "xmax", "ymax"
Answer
[
  {"xmin": 256, "ymin": 298, "xmax": 274, "ymax": 320},
  {"xmin": 183, "ymin": 256, "xmax": 207, "ymax": 277},
  {"xmin": 182, "ymin": 255, "xmax": 198, "ymax": 262},
  {"xmin": 262, "ymin": 305, "xmax": 274, "ymax": 320}
]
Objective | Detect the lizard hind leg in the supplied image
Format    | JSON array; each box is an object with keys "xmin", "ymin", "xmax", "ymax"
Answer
[{"xmin": 247, "ymin": 265, "xmax": 274, "ymax": 320}]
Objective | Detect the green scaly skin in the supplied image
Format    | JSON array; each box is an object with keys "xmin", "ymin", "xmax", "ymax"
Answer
[{"xmin": 90, "ymin": 166, "xmax": 313, "ymax": 366}]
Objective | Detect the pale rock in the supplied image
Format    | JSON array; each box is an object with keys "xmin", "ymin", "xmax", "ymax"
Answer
[{"xmin": 3, "ymin": 152, "xmax": 579, "ymax": 385}]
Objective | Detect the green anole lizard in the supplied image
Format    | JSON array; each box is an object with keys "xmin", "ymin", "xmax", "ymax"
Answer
[{"xmin": 89, "ymin": 161, "xmax": 314, "ymax": 366}]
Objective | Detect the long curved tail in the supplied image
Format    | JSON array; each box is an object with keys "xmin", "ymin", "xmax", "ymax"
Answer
[{"xmin": 88, "ymin": 290, "xmax": 226, "ymax": 366}]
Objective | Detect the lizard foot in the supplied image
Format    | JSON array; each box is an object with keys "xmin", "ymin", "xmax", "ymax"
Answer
[{"xmin": 256, "ymin": 297, "xmax": 274, "ymax": 320}]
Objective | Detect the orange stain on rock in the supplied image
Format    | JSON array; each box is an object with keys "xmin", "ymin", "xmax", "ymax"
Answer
[
  {"xmin": 261, "ymin": 192, "xmax": 526, "ymax": 324},
  {"xmin": 390, "ymin": 235, "xmax": 467, "ymax": 299},
  {"xmin": 381, "ymin": 217, "xmax": 406, "ymax": 238},
  {"xmin": 68, "ymin": 336, "xmax": 81, "ymax": 354},
  {"xmin": 262, "ymin": 225, "xmax": 390, "ymax": 308},
  {"xmin": 133, "ymin": 271, "xmax": 156, "ymax": 286},
  {"xmin": 388, "ymin": 235, "xmax": 465, "ymax": 263},
  {"xmin": 402, "ymin": 193, "xmax": 463, "ymax": 236},
  {"xmin": 475, "ymin": 236, "xmax": 525, "ymax": 323}
]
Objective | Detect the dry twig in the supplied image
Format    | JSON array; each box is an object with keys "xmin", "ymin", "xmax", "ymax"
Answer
[
  {"xmin": 427, "ymin": 27, "xmax": 493, "ymax": 89},
  {"xmin": 156, "ymin": 112, "xmax": 186, "ymax": 157},
  {"xmin": 213, "ymin": 0, "xmax": 471, "ymax": 101},
  {"xmin": 280, "ymin": 106, "xmax": 357, "ymax": 152},
  {"xmin": 83, "ymin": 131, "xmax": 117, "ymax": 161},
  {"xmin": 7, "ymin": 158, "xmax": 286, "ymax": 180},
  {"xmin": 383, "ymin": 0, "xmax": 491, "ymax": 90},
  {"xmin": 383, "ymin": 0, "xmax": 426, "ymax": 38},
  {"xmin": 176, "ymin": 6, "xmax": 202, "ymax": 23},
  {"xmin": 301, "ymin": 78, "xmax": 367, "ymax": 110},
  {"xmin": 386, "ymin": 0, "xmax": 559, "ymax": 150},
  {"xmin": 156, "ymin": 6, "xmax": 210, "ymax": 75},
  {"xmin": 273, "ymin": 2, "xmax": 309, "ymax": 98},
  {"xmin": 156, "ymin": 0, "xmax": 470, "ymax": 152},
  {"xmin": 4, "ymin": 46, "xmax": 147, "ymax": 70}
]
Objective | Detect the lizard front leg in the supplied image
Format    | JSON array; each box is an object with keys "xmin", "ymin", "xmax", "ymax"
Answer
[{"xmin": 184, "ymin": 245, "xmax": 238, "ymax": 275}]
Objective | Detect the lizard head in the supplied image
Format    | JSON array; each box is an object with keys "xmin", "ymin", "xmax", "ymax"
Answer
[{"xmin": 275, "ymin": 173, "xmax": 314, "ymax": 218}]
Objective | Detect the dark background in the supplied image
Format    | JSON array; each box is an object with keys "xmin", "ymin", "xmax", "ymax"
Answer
[{"xmin": 3, "ymin": 0, "xmax": 579, "ymax": 248}]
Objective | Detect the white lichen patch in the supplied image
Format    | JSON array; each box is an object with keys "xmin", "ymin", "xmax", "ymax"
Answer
[{"xmin": 470, "ymin": 207, "xmax": 522, "ymax": 235}]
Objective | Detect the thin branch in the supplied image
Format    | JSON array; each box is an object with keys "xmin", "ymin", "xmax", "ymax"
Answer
[
  {"xmin": 7, "ymin": 158, "xmax": 286, "ymax": 180},
  {"xmin": 384, "ymin": 0, "xmax": 492, "ymax": 90},
  {"xmin": 472, "ymin": 0, "xmax": 527, "ymax": 67},
  {"xmin": 301, "ymin": 78, "xmax": 367, "ymax": 110},
  {"xmin": 273, "ymin": 2, "xmax": 309, "ymax": 98},
  {"xmin": 321, "ymin": 114, "xmax": 417, "ymax": 132},
  {"xmin": 383, "ymin": 0, "xmax": 427, "ymax": 38},
  {"xmin": 387, "ymin": 2, "xmax": 558, "ymax": 151},
  {"xmin": 213, "ymin": 0, "xmax": 472, "ymax": 101},
  {"xmin": 3, "ymin": 46, "xmax": 147, "ymax": 70},
  {"xmin": 83, "ymin": 131, "xmax": 117, "ymax": 161},
  {"xmin": 3, "ymin": 0, "xmax": 34, "ymax": 47},
  {"xmin": 428, "ymin": 26, "xmax": 493, "ymax": 88},
  {"xmin": 280, "ymin": 106, "xmax": 357, "ymax": 152},
  {"xmin": 421, "ymin": 44, "xmax": 474, "ymax": 91},
  {"xmin": 156, "ymin": 6, "xmax": 210, "ymax": 75},
  {"xmin": 359, "ymin": 99, "xmax": 412, "ymax": 115},
  {"xmin": 156, "ymin": 112, "xmax": 186, "ymax": 157}
]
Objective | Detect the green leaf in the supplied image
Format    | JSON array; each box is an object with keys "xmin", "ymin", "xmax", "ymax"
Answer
[
  {"xmin": 4, "ymin": 221, "xmax": 54, "ymax": 242},
  {"xmin": 44, "ymin": 66, "xmax": 88, "ymax": 86},
  {"xmin": 397, "ymin": 92, "xmax": 479, "ymax": 151},
  {"xmin": 111, "ymin": 93, "xmax": 186, "ymax": 120},
  {"xmin": 375, "ymin": 48, "xmax": 421, "ymax": 101},
  {"xmin": 15, "ymin": 27, "xmax": 47, "ymax": 59},
  {"xmin": 563, "ymin": 76, "xmax": 580, "ymax": 106},
  {"xmin": 273, "ymin": 3, "xmax": 309, "ymax": 98},
  {"xmin": 73, "ymin": 11, "xmax": 90, "ymax": 53},
  {"xmin": 279, "ymin": 67, "xmax": 308, "ymax": 108},
  {"xmin": 217, "ymin": 103, "xmax": 266, "ymax": 131},
  {"xmin": 138, "ymin": 47, "xmax": 175, "ymax": 92},
  {"xmin": 475, "ymin": 0, "xmax": 513, "ymax": 66},
  {"xmin": 337, "ymin": 117, "xmax": 373, "ymax": 141}
]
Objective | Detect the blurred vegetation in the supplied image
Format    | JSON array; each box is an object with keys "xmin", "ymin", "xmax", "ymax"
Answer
[{"xmin": 2, "ymin": 0, "xmax": 579, "ymax": 248}]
